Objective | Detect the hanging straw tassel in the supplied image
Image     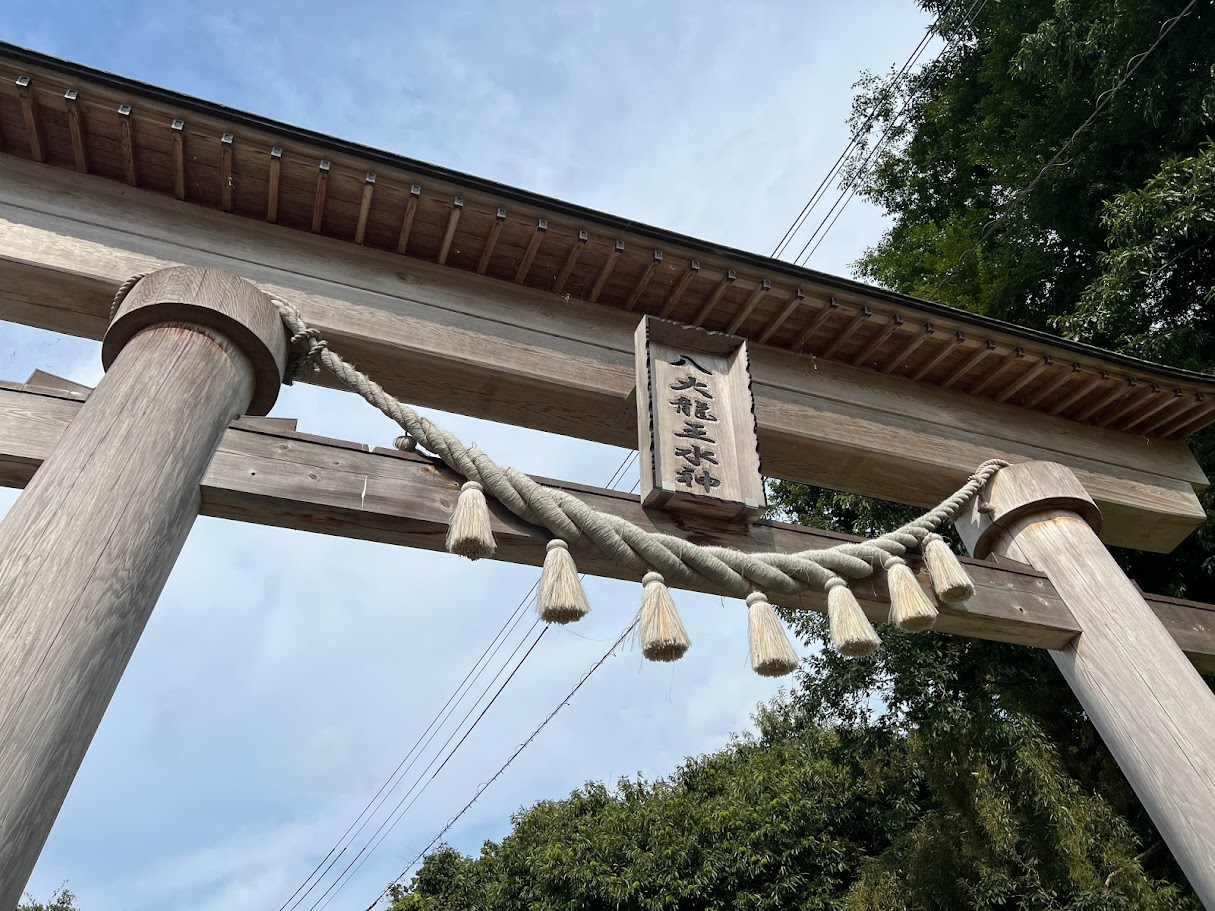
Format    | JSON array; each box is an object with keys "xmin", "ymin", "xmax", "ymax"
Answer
[
  {"xmin": 747, "ymin": 592, "xmax": 799, "ymax": 677},
  {"xmin": 826, "ymin": 579, "xmax": 881, "ymax": 657},
  {"xmin": 922, "ymin": 533, "xmax": 975, "ymax": 603},
  {"xmin": 537, "ymin": 539, "xmax": 590, "ymax": 624},
  {"xmin": 884, "ymin": 557, "xmax": 939, "ymax": 632},
  {"xmin": 639, "ymin": 572, "xmax": 690, "ymax": 662},
  {"xmin": 446, "ymin": 480, "xmax": 496, "ymax": 560}
]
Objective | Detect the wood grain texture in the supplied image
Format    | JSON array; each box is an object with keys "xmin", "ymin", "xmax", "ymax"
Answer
[
  {"xmin": 0, "ymin": 382, "xmax": 1078, "ymax": 651},
  {"xmin": 956, "ymin": 462, "xmax": 1215, "ymax": 907},
  {"xmin": 635, "ymin": 317, "xmax": 765, "ymax": 521},
  {"xmin": 7, "ymin": 382, "xmax": 1215, "ymax": 671},
  {"xmin": 0, "ymin": 326, "xmax": 257, "ymax": 909},
  {"xmin": 0, "ymin": 159, "xmax": 1205, "ymax": 551},
  {"xmin": 103, "ymin": 266, "xmax": 289, "ymax": 416}
]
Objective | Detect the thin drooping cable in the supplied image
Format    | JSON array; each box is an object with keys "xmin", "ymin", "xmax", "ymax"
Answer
[
  {"xmin": 931, "ymin": 0, "xmax": 1199, "ymax": 295},
  {"xmin": 312, "ymin": 474, "xmax": 646, "ymax": 911},
  {"xmin": 363, "ymin": 618, "xmax": 640, "ymax": 911},
  {"xmin": 791, "ymin": 0, "xmax": 989, "ymax": 266},
  {"xmin": 306, "ymin": 624, "xmax": 550, "ymax": 911},
  {"xmin": 277, "ymin": 448, "xmax": 637, "ymax": 911},
  {"xmin": 770, "ymin": 0, "xmax": 960, "ymax": 259}
]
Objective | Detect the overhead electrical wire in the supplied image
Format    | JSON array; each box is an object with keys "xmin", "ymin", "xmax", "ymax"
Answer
[
  {"xmin": 789, "ymin": 0, "xmax": 990, "ymax": 267},
  {"xmin": 363, "ymin": 617, "xmax": 641, "ymax": 911},
  {"xmin": 769, "ymin": 0, "xmax": 962, "ymax": 260},
  {"xmin": 276, "ymin": 449, "xmax": 638, "ymax": 911}
]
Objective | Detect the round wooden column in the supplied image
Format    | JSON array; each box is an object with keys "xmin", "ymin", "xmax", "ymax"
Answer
[
  {"xmin": 955, "ymin": 461, "xmax": 1215, "ymax": 907},
  {"xmin": 0, "ymin": 267, "xmax": 287, "ymax": 908}
]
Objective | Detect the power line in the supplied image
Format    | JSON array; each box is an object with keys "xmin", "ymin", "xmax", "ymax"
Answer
[
  {"xmin": 277, "ymin": 450, "xmax": 638, "ymax": 911},
  {"xmin": 306, "ymin": 624, "xmax": 549, "ymax": 911},
  {"xmin": 363, "ymin": 617, "xmax": 641, "ymax": 911},
  {"xmin": 770, "ymin": 0, "xmax": 961, "ymax": 259},
  {"xmin": 791, "ymin": 0, "xmax": 990, "ymax": 266},
  {"xmin": 931, "ymin": 0, "xmax": 1199, "ymax": 296}
]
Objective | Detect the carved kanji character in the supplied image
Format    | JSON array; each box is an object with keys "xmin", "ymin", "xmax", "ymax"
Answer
[
  {"xmin": 669, "ymin": 375, "xmax": 713, "ymax": 398},
  {"xmin": 670, "ymin": 395, "xmax": 693, "ymax": 417},
  {"xmin": 674, "ymin": 421, "xmax": 716, "ymax": 443},
  {"xmin": 668, "ymin": 355, "xmax": 714, "ymax": 376},
  {"xmin": 675, "ymin": 444, "xmax": 719, "ymax": 467},
  {"xmin": 694, "ymin": 469, "xmax": 722, "ymax": 492}
]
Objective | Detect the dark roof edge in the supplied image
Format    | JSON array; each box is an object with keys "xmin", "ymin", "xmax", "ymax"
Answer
[{"xmin": 5, "ymin": 41, "xmax": 1213, "ymax": 389}]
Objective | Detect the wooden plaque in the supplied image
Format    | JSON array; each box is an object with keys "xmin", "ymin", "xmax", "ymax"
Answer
[{"xmin": 635, "ymin": 316, "xmax": 766, "ymax": 523}]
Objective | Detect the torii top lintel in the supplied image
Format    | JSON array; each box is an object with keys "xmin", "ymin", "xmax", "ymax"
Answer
[{"xmin": 0, "ymin": 41, "xmax": 1209, "ymax": 553}]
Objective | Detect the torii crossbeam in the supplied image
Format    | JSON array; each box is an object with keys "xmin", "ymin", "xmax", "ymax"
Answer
[{"xmin": 1, "ymin": 43, "xmax": 1215, "ymax": 908}]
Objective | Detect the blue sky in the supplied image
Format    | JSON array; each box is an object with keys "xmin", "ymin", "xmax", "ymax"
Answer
[{"xmin": 1, "ymin": 2, "xmax": 935, "ymax": 909}]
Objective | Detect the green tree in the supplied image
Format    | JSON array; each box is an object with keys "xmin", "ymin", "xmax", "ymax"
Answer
[{"xmin": 17, "ymin": 886, "xmax": 79, "ymax": 911}]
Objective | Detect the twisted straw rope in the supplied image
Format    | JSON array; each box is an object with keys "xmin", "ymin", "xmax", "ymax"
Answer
[{"xmin": 111, "ymin": 276, "xmax": 1006, "ymax": 602}]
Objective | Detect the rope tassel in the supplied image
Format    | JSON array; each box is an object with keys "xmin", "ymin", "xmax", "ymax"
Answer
[
  {"xmin": 923, "ymin": 534, "xmax": 975, "ymax": 603},
  {"xmin": 640, "ymin": 572, "xmax": 690, "ymax": 662},
  {"xmin": 885, "ymin": 558, "xmax": 938, "ymax": 632},
  {"xmin": 747, "ymin": 592, "xmax": 799, "ymax": 677},
  {"xmin": 537, "ymin": 539, "xmax": 590, "ymax": 624},
  {"xmin": 826, "ymin": 580, "xmax": 881, "ymax": 657},
  {"xmin": 446, "ymin": 481, "xmax": 496, "ymax": 560}
]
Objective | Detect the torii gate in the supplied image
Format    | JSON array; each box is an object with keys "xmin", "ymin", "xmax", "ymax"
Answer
[{"xmin": 1, "ymin": 43, "xmax": 1215, "ymax": 908}]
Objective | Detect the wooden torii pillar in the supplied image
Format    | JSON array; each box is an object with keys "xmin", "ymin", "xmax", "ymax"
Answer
[
  {"xmin": 0, "ymin": 267, "xmax": 287, "ymax": 909},
  {"xmin": 956, "ymin": 462, "xmax": 1215, "ymax": 905}
]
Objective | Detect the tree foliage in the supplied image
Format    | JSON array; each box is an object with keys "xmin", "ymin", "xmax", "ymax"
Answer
[
  {"xmin": 17, "ymin": 886, "xmax": 79, "ymax": 911},
  {"xmin": 392, "ymin": 2, "xmax": 1214, "ymax": 908}
]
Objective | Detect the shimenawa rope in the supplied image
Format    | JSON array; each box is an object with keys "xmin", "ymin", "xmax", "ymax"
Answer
[{"xmin": 110, "ymin": 276, "xmax": 1006, "ymax": 672}]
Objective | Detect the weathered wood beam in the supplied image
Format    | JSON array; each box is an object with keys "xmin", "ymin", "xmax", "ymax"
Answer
[
  {"xmin": 219, "ymin": 132, "xmax": 234, "ymax": 213},
  {"xmin": 851, "ymin": 312, "xmax": 902, "ymax": 369},
  {"xmin": 725, "ymin": 278, "xmax": 770, "ymax": 335},
  {"xmin": 624, "ymin": 250, "xmax": 663, "ymax": 313},
  {"xmin": 266, "ymin": 146, "xmax": 282, "ymax": 223},
  {"xmin": 910, "ymin": 330, "xmax": 963, "ymax": 383},
  {"xmin": 588, "ymin": 239, "xmax": 623, "ymax": 302},
  {"xmin": 553, "ymin": 228, "xmax": 587, "ymax": 293},
  {"xmin": 0, "ymin": 159, "xmax": 1204, "ymax": 551},
  {"xmin": 514, "ymin": 218, "xmax": 545, "ymax": 283},
  {"xmin": 311, "ymin": 160, "xmax": 329, "ymax": 232},
  {"xmin": 15, "ymin": 76, "xmax": 45, "ymax": 163},
  {"xmin": 940, "ymin": 338, "xmax": 995, "ymax": 388},
  {"xmin": 169, "ymin": 120, "xmax": 186, "ymax": 201},
  {"xmin": 436, "ymin": 195, "xmax": 462, "ymax": 265},
  {"xmin": 63, "ymin": 90, "xmax": 88, "ymax": 174},
  {"xmin": 1023, "ymin": 361, "xmax": 1078, "ymax": 410},
  {"xmin": 821, "ymin": 304, "xmax": 870, "ymax": 359},
  {"xmin": 791, "ymin": 298, "xmax": 838, "ymax": 353},
  {"xmin": 756, "ymin": 287, "xmax": 804, "ymax": 345},
  {"xmin": 5, "ymin": 381, "xmax": 1215, "ymax": 671},
  {"xmin": 117, "ymin": 104, "xmax": 137, "ymax": 186},
  {"xmin": 657, "ymin": 258, "xmax": 699, "ymax": 318},
  {"xmin": 690, "ymin": 269, "xmax": 735, "ymax": 327},
  {"xmin": 996, "ymin": 353, "xmax": 1053, "ymax": 404},
  {"xmin": 477, "ymin": 207, "xmax": 506, "ymax": 274},
  {"xmin": 970, "ymin": 346, "xmax": 1023, "ymax": 395},
  {"xmin": 396, "ymin": 183, "xmax": 420, "ymax": 254},
  {"xmin": 354, "ymin": 173, "xmax": 375, "ymax": 245}
]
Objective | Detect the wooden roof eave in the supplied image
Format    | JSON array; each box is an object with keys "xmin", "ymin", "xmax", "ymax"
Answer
[{"xmin": 1, "ymin": 41, "xmax": 1212, "ymax": 440}]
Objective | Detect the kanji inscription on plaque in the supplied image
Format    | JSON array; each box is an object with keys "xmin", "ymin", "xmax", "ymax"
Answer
[{"xmin": 634, "ymin": 317, "xmax": 765, "ymax": 523}]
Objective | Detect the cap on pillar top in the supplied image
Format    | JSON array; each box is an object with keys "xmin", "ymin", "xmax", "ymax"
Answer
[
  {"xmin": 102, "ymin": 267, "xmax": 289, "ymax": 416},
  {"xmin": 955, "ymin": 461, "xmax": 1103, "ymax": 559}
]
